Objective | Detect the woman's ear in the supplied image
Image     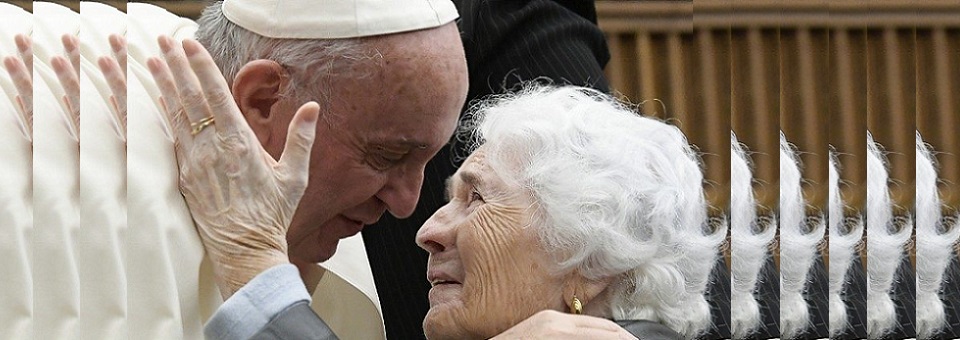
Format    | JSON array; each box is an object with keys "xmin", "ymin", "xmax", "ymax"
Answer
[
  {"xmin": 232, "ymin": 59, "xmax": 289, "ymax": 146},
  {"xmin": 562, "ymin": 273, "xmax": 615, "ymax": 314}
]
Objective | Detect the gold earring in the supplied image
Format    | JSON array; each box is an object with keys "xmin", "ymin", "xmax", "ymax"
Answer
[{"xmin": 571, "ymin": 295, "xmax": 582, "ymax": 314}]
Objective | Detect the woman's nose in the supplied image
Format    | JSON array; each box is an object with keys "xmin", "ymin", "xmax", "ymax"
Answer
[{"xmin": 416, "ymin": 204, "xmax": 456, "ymax": 254}]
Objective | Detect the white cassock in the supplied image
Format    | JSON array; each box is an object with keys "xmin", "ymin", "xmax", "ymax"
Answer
[
  {"xmin": 32, "ymin": 3, "xmax": 81, "ymax": 340},
  {"xmin": 78, "ymin": 2, "xmax": 127, "ymax": 339},
  {"xmin": 126, "ymin": 3, "xmax": 385, "ymax": 339},
  {"xmin": 0, "ymin": 3, "xmax": 33, "ymax": 339}
]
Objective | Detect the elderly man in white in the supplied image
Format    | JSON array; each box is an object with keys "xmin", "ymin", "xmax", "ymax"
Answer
[{"xmin": 122, "ymin": 0, "xmax": 636, "ymax": 339}]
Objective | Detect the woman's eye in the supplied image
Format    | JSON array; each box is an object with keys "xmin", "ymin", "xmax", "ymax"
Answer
[{"xmin": 469, "ymin": 190, "xmax": 484, "ymax": 204}]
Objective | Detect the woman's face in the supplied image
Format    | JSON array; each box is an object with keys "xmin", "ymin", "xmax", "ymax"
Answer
[{"xmin": 415, "ymin": 146, "xmax": 568, "ymax": 339}]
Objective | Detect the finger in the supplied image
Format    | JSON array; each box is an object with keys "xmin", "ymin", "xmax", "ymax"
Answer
[
  {"xmin": 99, "ymin": 56, "xmax": 127, "ymax": 126},
  {"xmin": 147, "ymin": 57, "xmax": 192, "ymax": 147},
  {"xmin": 182, "ymin": 39, "xmax": 242, "ymax": 134},
  {"xmin": 158, "ymin": 35, "xmax": 212, "ymax": 125},
  {"xmin": 61, "ymin": 34, "xmax": 80, "ymax": 77},
  {"xmin": 109, "ymin": 34, "xmax": 127, "ymax": 76},
  {"xmin": 278, "ymin": 102, "xmax": 320, "ymax": 190},
  {"xmin": 568, "ymin": 314, "xmax": 624, "ymax": 332},
  {"xmin": 14, "ymin": 34, "xmax": 31, "ymax": 73},
  {"xmin": 52, "ymin": 56, "xmax": 80, "ymax": 136},
  {"xmin": 3, "ymin": 56, "xmax": 32, "ymax": 105}
]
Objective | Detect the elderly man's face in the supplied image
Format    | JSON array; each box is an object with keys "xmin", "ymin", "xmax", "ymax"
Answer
[
  {"xmin": 415, "ymin": 147, "xmax": 569, "ymax": 339},
  {"xmin": 244, "ymin": 23, "xmax": 467, "ymax": 263}
]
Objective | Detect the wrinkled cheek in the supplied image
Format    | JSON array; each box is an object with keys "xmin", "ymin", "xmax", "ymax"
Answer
[
  {"xmin": 424, "ymin": 307, "xmax": 473, "ymax": 340},
  {"xmin": 459, "ymin": 205, "xmax": 531, "ymax": 337}
]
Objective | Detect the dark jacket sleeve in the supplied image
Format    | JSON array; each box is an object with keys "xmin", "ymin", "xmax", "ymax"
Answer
[
  {"xmin": 249, "ymin": 301, "xmax": 339, "ymax": 340},
  {"xmin": 793, "ymin": 255, "xmax": 830, "ymax": 339}
]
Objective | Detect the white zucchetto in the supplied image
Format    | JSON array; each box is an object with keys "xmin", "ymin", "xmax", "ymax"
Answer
[{"xmin": 222, "ymin": 0, "xmax": 459, "ymax": 39}]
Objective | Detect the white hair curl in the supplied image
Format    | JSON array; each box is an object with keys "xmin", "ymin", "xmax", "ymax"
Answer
[
  {"xmin": 460, "ymin": 85, "xmax": 725, "ymax": 339},
  {"xmin": 916, "ymin": 132, "xmax": 960, "ymax": 339},
  {"xmin": 779, "ymin": 132, "xmax": 826, "ymax": 339},
  {"xmin": 828, "ymin": 148, "xmax": 864, "ymax": 336},
  {"xmin": 195, "ymin": 2, "xmax": 374, "ymax": 107},
  {"xmin": 730, "ymin": 133, "xmax": 776, "ymax": 339},
  {"xmin": 866, "ymin": 132, "xmax": 912, "ymax": 338}
]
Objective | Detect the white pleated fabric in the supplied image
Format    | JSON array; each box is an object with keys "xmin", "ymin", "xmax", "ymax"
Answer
[
  {"xmin": 127, "ymin": 3, "xmax": 384, "ymax": 338},
  {"xmin": 78, "ymin": 2, "xmax": 127, "ymax": 339},
  {"xmin": 32, "ymin": 3, "xmax": 81, "ymax": 340},
  {"xmin": 0, "ymin": 3, "xmax": 33, "ymax": 339}
]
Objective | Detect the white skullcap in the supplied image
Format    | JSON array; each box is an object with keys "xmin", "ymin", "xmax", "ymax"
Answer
[{"xmin": 222, "ymin": 0, "xmax": 459, "ymax": 39}]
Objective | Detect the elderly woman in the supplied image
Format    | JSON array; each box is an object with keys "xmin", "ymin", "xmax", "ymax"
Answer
[{"xmin": 415, "ymin": 86, "xmax": 725, "ymax": 339}]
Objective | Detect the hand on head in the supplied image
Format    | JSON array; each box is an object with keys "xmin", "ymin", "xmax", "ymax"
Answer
[{"xmin": 148, "ymin": 35, "xmax": 321, "ymax": 299}]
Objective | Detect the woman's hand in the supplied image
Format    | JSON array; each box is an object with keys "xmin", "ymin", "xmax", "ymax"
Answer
[
  {"xmin": 147, "ymin": 35, "xmax": 320, "ymax": 299},
  {"xmin": 492, "ymin": 310, "xmax": 638, "ymax": 340},
  {"xmin": 3, "ymin": 34, "xmax": 32, "ymax": 140}
]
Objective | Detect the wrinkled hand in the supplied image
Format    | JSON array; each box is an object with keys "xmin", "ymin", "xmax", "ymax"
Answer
[
  {"xmin": 492, "ymin": 311, "xmax": 638, "ymax": 340},
  {"xmin": 97, "ymin": 34, "xmax": 127, "ymax": 134},
  {"xmin": 3, "ymin": 34, "xmax": 32, "ymax": 140},
  {"xmin": 51, "ymin": 34, "xmax": 81, "ymax": 140},
  {"xmin": 147, "ymin": 36, "xmax": 320, "ymax": 299}
]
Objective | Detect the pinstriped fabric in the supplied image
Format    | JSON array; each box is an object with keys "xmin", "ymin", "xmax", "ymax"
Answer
[
  {"xmin": 801, "ymin": 257, "xmax": 830, "ymax": 339},
  {"xmin": 883, "ymin": 257, "xmax": 917, "ymax": 339},
  {"xmin": 361, "ymin": 1, "xmax": 610, "ymax": 339},
  {"xmin": 743, "ymin": 257, "xmax": 780, "ymax": 339},
  {"xmin": 707, "ymin": 257, "xmax": 732, "ymax": 339},
  {"xmin": 835, "ymin": 257, "xmax": 869, "ymax": 340},
  {"xmin": 780, "ymin": 255, "xmax": 830, "ymax": 340},
  {"xmin": 937, "ymin": 254, "xmax": 960, "ymax": 339}
]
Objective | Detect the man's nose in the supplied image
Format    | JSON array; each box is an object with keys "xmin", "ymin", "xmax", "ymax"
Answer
[{"xmin": 379, "ymin": 167, "xmax": 424, "ymax": 219}]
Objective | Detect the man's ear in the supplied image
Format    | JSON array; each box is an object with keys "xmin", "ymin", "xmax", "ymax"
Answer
[{"xmin": 232, "ymin": 59, "xmax": 289, "ymax": 146}]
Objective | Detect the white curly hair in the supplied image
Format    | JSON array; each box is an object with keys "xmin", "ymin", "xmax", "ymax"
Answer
[
  {"xmin": 460, "ymin": 85, "xmax": 726, "ymax": 339},
  {"xmin": 779, "ymin": 132, "xmax": 826, "ymax": 339},
  {"xmin": 866, "ymin": 132, "xmax": 912, "ymax": 338},
  {"xmin": 828, "ymin": 148, "xmax": 864, "ymax": 336},
  {"xmin": 916, "ymin": 132, "xmax": 960, "ymax": 339},
  {"xmin": 730, "ymin": 133, "xmax": 776, "ymax": 339}
]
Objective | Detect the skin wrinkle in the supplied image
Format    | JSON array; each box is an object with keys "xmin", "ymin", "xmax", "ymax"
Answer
[
  {"xmin": 420, "ymin": 148, "xmax": 585, "ymax": 340},
  {"xmin": 194, "ymin": 18, "xmax": 469, "ymax": 264},
  {"xmin": 422, "ymin": 86, "xmax": 722, "ymax": 339}
]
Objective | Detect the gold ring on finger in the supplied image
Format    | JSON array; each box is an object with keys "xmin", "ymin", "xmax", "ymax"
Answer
[{"xmin": 191, "ymin": 116, "xmax": 216, "ymax": 135}]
